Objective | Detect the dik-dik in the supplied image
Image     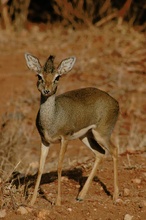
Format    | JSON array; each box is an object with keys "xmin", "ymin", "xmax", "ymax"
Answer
[{"xmin": 25, "ymin": 53, "xmax": 119, "ymax": 206}]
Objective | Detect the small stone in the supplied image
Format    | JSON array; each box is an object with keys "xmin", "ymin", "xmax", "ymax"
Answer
[
  {"xmin": 124, "ymin": 214, "xmax": 133, "ymax": 220},
  {"xmin": 17, "ymin": 206, "xmax": 28, "ymax": 215},
  {"xmin": 139, "ymin": 200, "xmax": 146, "ymax": 208},
  {"xmin": 0, "ymin": 209, "xmax": 6, "ymax": 218},
  {"xmin": 138, "ymin": 202, "xmax": 143, "ymax": 208},
  {"xmin": 131, "ymin": 178, "xmax": 141, "ymax": 184},
  {"xmin": 67, "ymin": 208, "xmax": 72, "ymax": 212},
  {"xmin": 123, "ymin": 188, "xmax": 130, "ymax": 197},
  {"xmin": 75, "ymin": 184, "xmax": 80, "ymax": 189},
  {"xmin": 99, "ymin": 187, "xmax": 103, "ymax": 191},
  {"xmin": 115, "ymin": 198, "xmax": 124, "ymax": 204}
]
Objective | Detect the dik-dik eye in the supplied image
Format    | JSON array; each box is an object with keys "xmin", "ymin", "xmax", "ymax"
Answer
[
  {"xmin": 37, "ymin": 74, "xmax": 43, "ymax": 81},
  {"xmin": 54, "ymin": 75, "xmax": 60, "ymax": 82}
]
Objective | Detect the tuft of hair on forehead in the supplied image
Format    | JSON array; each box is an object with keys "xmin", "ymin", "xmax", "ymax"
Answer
[{"xmin": 43, "ymin": 55, "xmax": 55, "ymax": 74}]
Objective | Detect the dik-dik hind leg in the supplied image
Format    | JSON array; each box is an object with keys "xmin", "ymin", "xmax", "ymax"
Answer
[
  {"xmin": 92, "ymin": 129, "xmax": 119, "ymax": 201},
  {"xmin": 109, "ymin": 141, "xmax": 119, "ymax": 201},
  {"xmin": 30, "ymin": 143, "xmax": 49, "ymax": 206},
  {"xmin": 56, "ymin": 138, "xmax": 68, "ymax": 206},
  {"xmin": 77, "ymin": 135, "xmax": 104, "ymax": 201}
]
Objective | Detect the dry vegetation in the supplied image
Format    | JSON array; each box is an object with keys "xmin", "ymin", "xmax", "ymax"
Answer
[
  {"xmin": 0, "ymin": 0, "xmax": 146, "ymax": 31},
  {"xmin": 0, "ymin": 1, "xmax": 146, "ymax": 219}
]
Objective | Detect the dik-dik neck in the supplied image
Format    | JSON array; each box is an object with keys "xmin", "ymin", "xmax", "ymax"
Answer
[{"xmin": 39, "ymin": 94, "xmax": 56, "ymax": 123}]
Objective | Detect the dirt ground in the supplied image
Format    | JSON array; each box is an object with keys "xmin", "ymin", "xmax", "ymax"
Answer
[{"xmin": 0, "ymin": 23, "xmax": 146, "ymax": 220}]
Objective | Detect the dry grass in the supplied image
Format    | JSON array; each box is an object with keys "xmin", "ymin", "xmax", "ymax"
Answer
[
  {"xmin": 0, "ymin": 92, "xmax": 37, "ymax": 180},
  {"xmin": 0, "ymin": 93, "xmax": 38, "ymax": 209}
]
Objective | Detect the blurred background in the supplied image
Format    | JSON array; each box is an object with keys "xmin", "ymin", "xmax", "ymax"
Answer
[
  {"xmin": 0, "ymin": 0, "xmax": 146, "ymax": 31},
  {"xmin": 0, "ymin": 1, "xmax": 146, "ymax": 218}
]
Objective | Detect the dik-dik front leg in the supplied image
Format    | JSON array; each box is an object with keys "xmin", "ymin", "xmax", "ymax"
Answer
[
  {"xmin": 56, "ymin": 137, "xmax": 68, "ymax": 206},
  {"xmin": 30, "ymin": 143, "xmax": 49, "ymax": 206}
]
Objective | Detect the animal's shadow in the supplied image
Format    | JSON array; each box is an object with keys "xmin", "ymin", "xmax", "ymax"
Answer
[{"xmin": 9, "ymin": 168, "xmax": 112, "ymax": 202}]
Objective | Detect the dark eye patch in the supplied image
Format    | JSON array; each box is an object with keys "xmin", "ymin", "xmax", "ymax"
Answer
[
  {"xmin": 55, "ymin": 75, "xmax": 60, "ymax": 82},
  {"xmin": 37, "ymin": 74, "xmax": 43, "ymax": 81}
]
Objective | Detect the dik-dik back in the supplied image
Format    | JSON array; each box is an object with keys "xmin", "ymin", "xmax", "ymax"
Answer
[
  {"xmin": 48, "ymin": 88, "xmax": 118, "ymax": 141},
  {"xmin": 25, "ymin": 53, "xmax": 119, "ymax": 206}
]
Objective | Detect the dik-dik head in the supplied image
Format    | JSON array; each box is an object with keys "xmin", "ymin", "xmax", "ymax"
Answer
[{"xmin": 25, "ymin": 53, "xmax": 76, "ymax": 96}]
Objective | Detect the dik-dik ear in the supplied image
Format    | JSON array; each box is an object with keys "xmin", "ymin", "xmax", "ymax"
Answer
[
  {"xmin": 25, "ymin": 53, "xmax": 42, "ymax": 73},
  {"xmin": 57, "ymin": 56, "xmax": 76, "ymax": 76}
]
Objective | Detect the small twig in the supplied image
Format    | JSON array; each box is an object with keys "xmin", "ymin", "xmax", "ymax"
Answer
[
  {"xmin": 127, "ymin": 154, "xmax": 131, "ymax": 167},
  {"xmin": 95, "ymin": 12, "xmax": 117, "ymax": 27},
  {"xmin": 5, "ymin": 161, "xmax": 21, "ymax": 182}
]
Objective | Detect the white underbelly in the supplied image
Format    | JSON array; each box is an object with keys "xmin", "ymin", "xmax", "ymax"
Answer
[
  {"xmin": 43, "ymin": 124, "xmax": 96, "ymax": 144},
  {"xmin": 67, "ymin": 124, "xmax": 96, "ymax": 140}
]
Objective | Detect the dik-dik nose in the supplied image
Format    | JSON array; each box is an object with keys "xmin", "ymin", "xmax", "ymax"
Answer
[{"xmin": 44, "ymin": 89, "xmax": 50, "ymax": 95}]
